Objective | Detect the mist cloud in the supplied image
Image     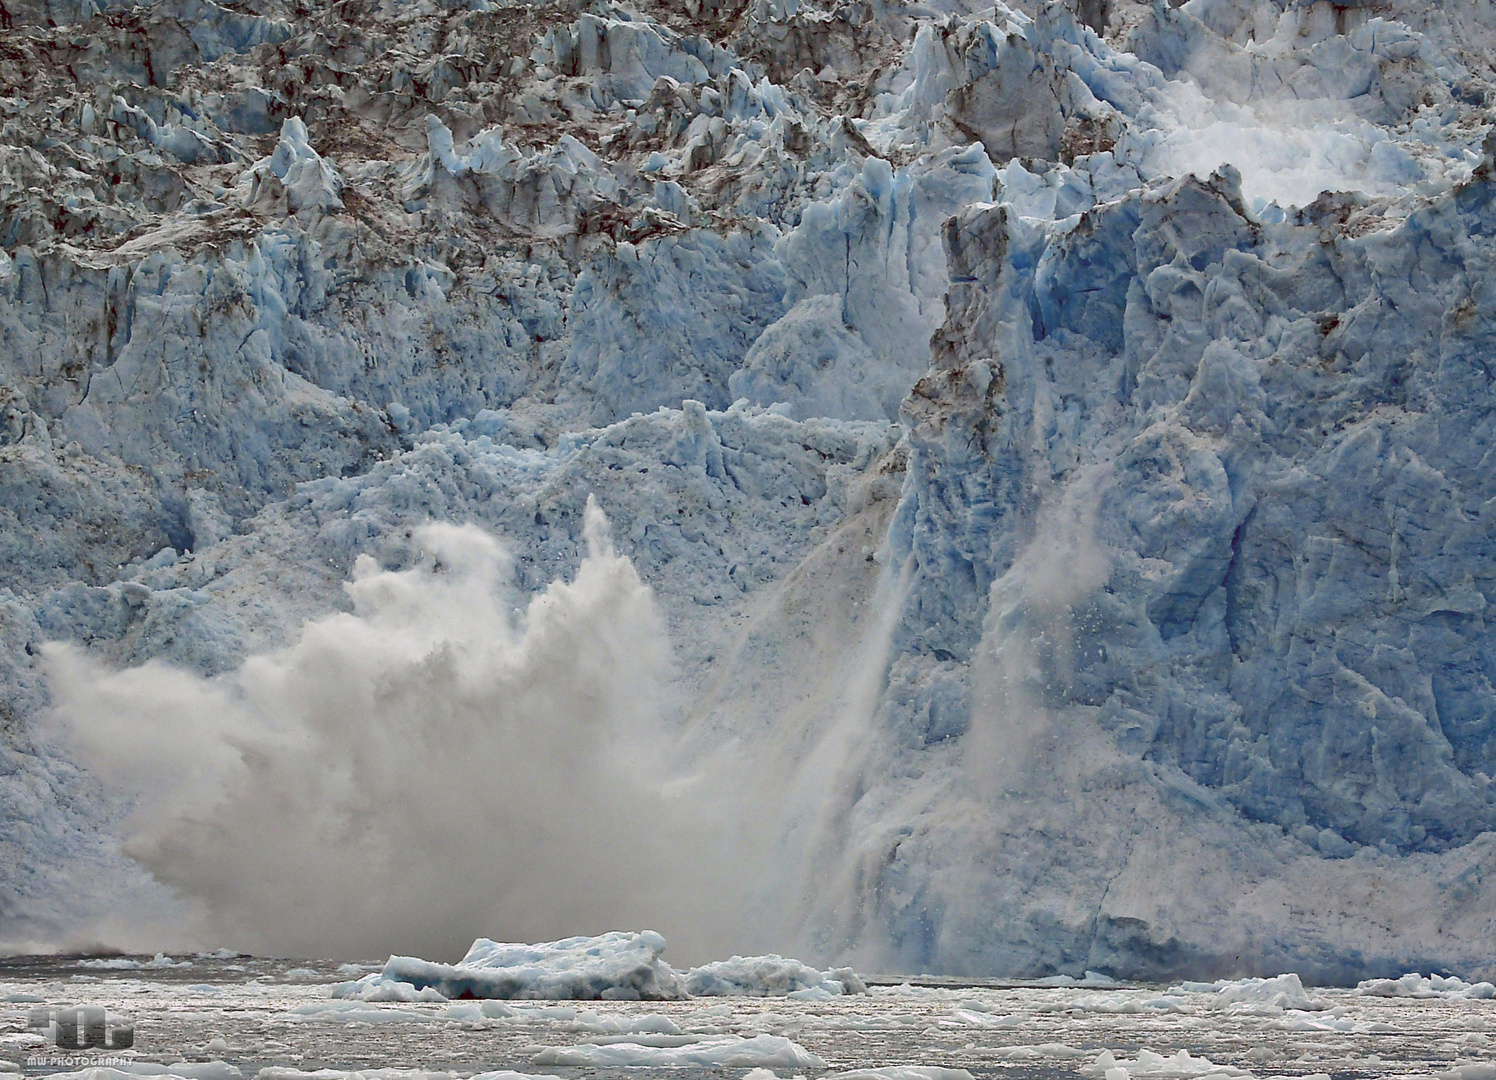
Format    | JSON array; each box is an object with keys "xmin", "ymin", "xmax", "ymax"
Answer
[{"xmin": 45, "ymin": 499, "xmax": 767, "ymax": 963}]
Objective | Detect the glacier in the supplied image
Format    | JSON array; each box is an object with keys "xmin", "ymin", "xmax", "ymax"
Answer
[{"xmin": 1, "ymin": 0, "xmax": 1496, "ymax": 983}]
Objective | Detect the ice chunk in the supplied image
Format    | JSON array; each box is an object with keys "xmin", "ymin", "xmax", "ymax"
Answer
[
  {"xmin": 1042, "ymin": 993, "xmax": 1189, "ymax": 1015},
  {"xmin": 1437, "ymin": 1067, "xmax": 1496, "ymax": 1080},
  {"xmin": 286, "ymin": 1001, "xmax": 439, "ymax": 1023},
  {"xmin": 1357, "ymin": 973, "xmax": 1496, "ymax": 999},
  {"xmin": 381, "ymin": 931, "xmax": 685, "ymax": 1001},
  {"xmin": 995, "ymin": 1045, "xmax": 1093, "ymax": 1061},
  {"xmin": 442, "ymin": 1001, "xmax": 518, "ymax": 1021},
  {"xmin": 256, "ymin": 1071, "xmax": 475, "ymax": 1080},
  {"xmin": 73, "ymin": 950, "xmax": 185, "ymax": 970},
  {"xmin": 361, "ymin": 934, "xmax": 862, "ymax": 1002},
  {"xmin": 43, "ymin": 1066, "xmax": 244, "ymax": 1080},
  {"xmin": 330, "ymin": 975, "xmax": 449, "ymax": 1003},
  {"xmin": 145, "ymin": 953, "xmax": 192, "ymax": 969},
  {"xmin": 825, "ymin": 1065, "xmax": 975, "ymax": 1071},
  {"xmin": 683, "ymin": 954, "xmax": 867, "ymax": 997},
  {"xmin": 531, "ymin": 1033, "xmax": 826, "ymax": 1068},
  {"xmin": 1032, "ymin": 970, "xmax": 1122, "ymax": 987},
  {"xmin": 130, "ymin": 1067, "xmax": 242, "ymax": 1080},
  {"xmin": 565, "ymin": 1011, "xmax": 681, "ymax": 1034},
  {"xmin": 1166, "ymin": 975, "xmax": 1323, "ymax": 1012},
  {"xmin": 1085, "ymin": 1049, "xmax": 1250, "ymax": 1079},
  {"xmin": 952, "ymin": 1008, "xmax": 1021, "ymax": 1026},
  {"xmin": 1182, "ymin": 974, "xmax": 1326, "ymax": 1011}
]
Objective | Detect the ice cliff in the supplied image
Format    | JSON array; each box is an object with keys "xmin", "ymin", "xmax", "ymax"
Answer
[{"xmin": 3, "ymin": 0, "xmax": 1496, "ymax": 982}]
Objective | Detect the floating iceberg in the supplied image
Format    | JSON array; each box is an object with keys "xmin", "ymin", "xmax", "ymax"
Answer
[
  {"xmin": 683, "ymin": 954, "xmax": 868, "ymax": 997},
  {"xmin": 326, "ymin": 976, "xmax": 444, "ymax": 1003},
  {"xmin": 333, "ymin": 932, "xmax": 866, "ymax": 1002},
  {"xmin": 530, "ymin": 1033, "xmax": 826, "ymax": 1069},
  {"xmin": 373, "ymin": 932, "xmax": 684, "ymax": 1002},
  {"xmin": 1356, "ymin": 973, "xmax": 1496, "ymax": 1000},
  {"xmin": 1085, "ymin": 1049, "xmax": 1249, "ymax": 1080},
  {"xmin": 950, "ymin": 1006, "xmax": 1021, "ymax": 1027},
  {"xmin": 74, "ymin": 951, "xmax": 190, "ymax": 970},
  {"xmin": 1171, "ymin": 974, "xmax": 1325, "ymax": 1012},
  {"xmin": 286, "ymin": 1002, "xmax": 441, "ymax": 1024},
  {"xmin": 44, "ymin": 1067, "xmax": 245, "ymax": 1080},
  {"xmin": 825, "ymin": 1065, "xmax": 975, "ymax": 1071}
]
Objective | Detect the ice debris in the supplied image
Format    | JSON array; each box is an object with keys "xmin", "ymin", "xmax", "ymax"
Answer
[
  {"xmin": 287, "ymin": 1002, "xmax": 441, "ymax": 1024},
  {"xmin": 951, "ymin": 1006, "xmax": 1021, "ymax": 1027},
  {"xmin": 1085, "ymin": 1049, "xmax": 1249, "ymax": 1080},
  {"xmin": 76, "ymin": 951, "xmax": 189, "ymax": 970},
  {"xmin": 683, "ymin": 954, "xmax": 868, "ymax": 997},
  {"xmin": 44, "ymin": 1066, "xmax": 246, "ymax": 1080},
  {"xmin": 1436, "ymin": 1068, "xmax": 1496, "ymax": 1080},
  {"xmin": 1357, "ymin": 973, "xmax": 1496, "ymax": 1000},
  {"xmin": 333, "ymin": 932, "xmax": 867, "ymax": 1002},
  {"xmin": 360, "ymin": 931, "xmax": 684, "ymax": 1002},
  {"xmin": 1172, "ymin": 974, "xmax": 1325, "ymax": 1012},
  {"xmin": 825, "ymin": 1065, "xmax": 975, "ymax": 1071},
  {"xmin": 530, "ymin": 1033, "xmax": 826, "ymax": 1069}
]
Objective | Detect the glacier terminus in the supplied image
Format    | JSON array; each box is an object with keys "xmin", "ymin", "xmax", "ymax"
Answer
[{"xmin": 0, "ymin": 0, "xmax": 1495, "ymax": 991}]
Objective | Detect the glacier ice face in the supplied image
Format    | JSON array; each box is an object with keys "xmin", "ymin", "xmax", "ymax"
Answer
[
  {"xmin": 890, "ymin": 160, "xmax": 1496, "ymax": 842},
  {"xmin": 801, "ymin": 156, "xmax": 1496, "ymax": 980},
  {"xmin": 2, "ymin": 0, "xmax": 1496, "ymax": 983}
]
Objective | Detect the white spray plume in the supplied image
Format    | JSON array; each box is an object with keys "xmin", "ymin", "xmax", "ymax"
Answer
[
  {"xmin": 1136, "ymin": 82, "xmax": 1444, "ymax": 213},
  {"xmin": 964, "ymin": 473, "xmax": 1112, "ymax": 798},
  {"xmin": 45, "ymin": 499, "xmax": 763, "ymax": 963}
]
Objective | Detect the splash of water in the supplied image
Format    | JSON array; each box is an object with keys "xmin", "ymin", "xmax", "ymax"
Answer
[{"xmin": 44, "ymin": 499, "xmax": 759, "ymax": 962}]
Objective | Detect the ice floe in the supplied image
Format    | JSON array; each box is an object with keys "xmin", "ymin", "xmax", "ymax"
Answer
[{"xmin": 530, "ymin": 1033, "xmax": 826, "ymax": 1068}]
